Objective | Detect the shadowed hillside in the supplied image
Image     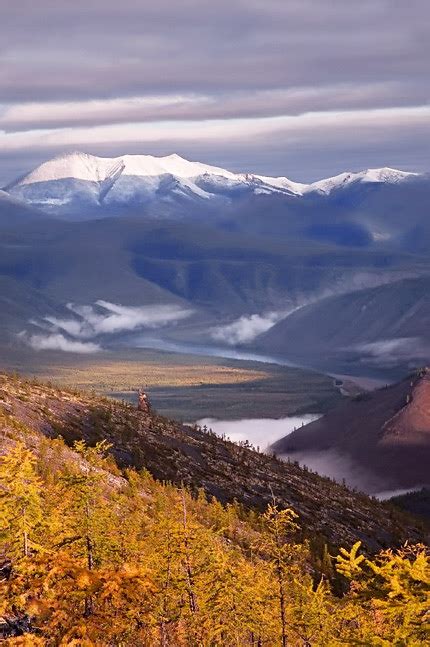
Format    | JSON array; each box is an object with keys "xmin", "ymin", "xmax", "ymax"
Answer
[
  {"xmin": 257, "ymin": 276, "xmax": 430, "ymax": 374},
  {"xmin": 272, "ymin": 368, "xmax": 430, "ymax": 491}
]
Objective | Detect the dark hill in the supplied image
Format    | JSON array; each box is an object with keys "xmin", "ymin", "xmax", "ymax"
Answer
[
  {"xmin": 271, "ymin": 368, "xmax": 430, "ymax": 492},
  {"xmin": 257, "ymin": 276, "xmax": 430, "ymax": 374}
]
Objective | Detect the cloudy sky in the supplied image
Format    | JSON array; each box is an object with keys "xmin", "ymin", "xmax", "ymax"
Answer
[{"xmin": 1, "ymin": 0, "xmax": 429, "ymax": 184}]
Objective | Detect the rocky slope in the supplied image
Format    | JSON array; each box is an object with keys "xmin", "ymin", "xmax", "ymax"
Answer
[{"xmin": 0, "ymin": 372, "xmax": 426, "ymax": 552}]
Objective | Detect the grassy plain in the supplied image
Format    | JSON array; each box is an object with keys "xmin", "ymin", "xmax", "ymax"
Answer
[{"xmin": 0, "ymin": 345, "xmax": 343, "ymax": 420}]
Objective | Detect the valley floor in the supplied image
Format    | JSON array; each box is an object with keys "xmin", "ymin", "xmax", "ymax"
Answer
[{"xmin": 0, "ymin": 344, "xmax": 343, "ymax": 420}]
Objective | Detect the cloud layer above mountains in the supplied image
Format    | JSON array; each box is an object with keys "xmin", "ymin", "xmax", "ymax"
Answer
[{"xmin": 1, "ymin": 1, "xmax": 429, "ymax": 183}]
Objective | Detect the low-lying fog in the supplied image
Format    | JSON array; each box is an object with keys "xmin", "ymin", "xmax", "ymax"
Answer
[
  {"xmin": 197, "ymin": 415, "xmax": 405, "ymax": 497},
  {"xmin": 282, "ymin": 449, "xmax": 389, "ymax": 495},
  {"xmin": 196, "ymin": 415, "xmax": 321, "ymax": 451},
  {"xmin": 132, "ymin": 336, "xmax": 300, "ymax": 367}
]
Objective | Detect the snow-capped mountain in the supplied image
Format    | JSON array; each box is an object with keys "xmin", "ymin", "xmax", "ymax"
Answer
[
  {"xmin": 4, "ymin": 151, "xmax": 423, "ymax": 219},
  {"xmin": 5, "ymin": 152, "xmax": 303, "ymax": 216},
  {"xmin": 11, "ymin": 152, "xmax": 237, "ymax": 188},
  {"xmin": 309, "ymin": 167, "xmax": 420, "ymax": 195}
]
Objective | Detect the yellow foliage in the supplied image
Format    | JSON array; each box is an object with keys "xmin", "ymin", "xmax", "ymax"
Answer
[{"xmin": 0, "ymin": 440, "xmax": 428, "ymax": 646}]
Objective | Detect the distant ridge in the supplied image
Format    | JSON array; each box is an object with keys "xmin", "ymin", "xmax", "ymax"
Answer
[
  {"xmin": 6, "ymin": 150, "xmax": 420, "ymax": 198},
  {"xmin": 1, "ymin": 151, "xmax": 430, "ymax": 370}
]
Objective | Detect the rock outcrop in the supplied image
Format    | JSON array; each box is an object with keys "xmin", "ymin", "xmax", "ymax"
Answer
[{"xmin": 137, "ymin": 389, "xmax": 151, "ymax": 414}]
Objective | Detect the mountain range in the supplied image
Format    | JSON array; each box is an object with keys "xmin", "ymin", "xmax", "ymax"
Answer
[
  {"xmin": 5, "ymin": 151, "xmax": 421, "ymax": 220},
  {"xmin": 1, "ymin": 151, "xmax": 430, "ymax": 376}
]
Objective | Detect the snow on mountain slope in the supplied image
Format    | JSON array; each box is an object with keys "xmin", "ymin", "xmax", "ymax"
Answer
[
  {"xmin": 5, "ymin": 152, "xmax": 306, "ymax": 213},
  {"xmin": 254, "ymin": 174, "xmax": 307, "ymax": 195},
  {"xmin": 10, "ymin": 152, "xmax": 421, "ymax": 194},
  {"xmin": 10, "ymin": 152, "xmax": 239, "ymax": 187},
  {"xmin": 307, "ymin": 167, "xmax": 419, "ymax": 195},
  {"xmin": 4, "ymin": 152, "xmax": 423, "ymax": 218}
]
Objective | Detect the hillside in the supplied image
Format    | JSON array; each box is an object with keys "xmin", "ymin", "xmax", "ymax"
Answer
[
  {"xmin": 257, "ymin": 276, "xmax": 430, "ymax": 375},
  {"xmin": 272, "ymin": 368, "xmax": 430, "ymax": 492},
  {"xmin": 1, "ymin": 213, "xmax": 428, "ymax": 344},
  {"xmin": 0, "ymin": 372, "xmax": 426, "ymax": 552},
  {"xmin": 0, "ymin": 372, "xmax": 429, "ymax": 644},
  {"xmin": 1, "ymin": 382, "xmax": 429, "ymax": 645}
]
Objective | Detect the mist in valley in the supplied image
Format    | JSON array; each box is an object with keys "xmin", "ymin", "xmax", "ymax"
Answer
[
  {"xmin": 279, "ymin": 449, "xmax": 390, "ymax": 495},
  {"xmin": 196, "ymin": 415, "xmax": 321, "ymax": 451},
  {"xmin": 197, "ymin": 416, "xmax": 402, "ymax": 495}
]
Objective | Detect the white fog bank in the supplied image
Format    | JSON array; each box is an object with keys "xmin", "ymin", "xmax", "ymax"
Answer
[
  {"xmin": 20, "ymin": 301, "xmax": 193, "ymax": 354},
  {"xmin": 196, "ymin": 415, "xmax": 321, "ymax": 451}
]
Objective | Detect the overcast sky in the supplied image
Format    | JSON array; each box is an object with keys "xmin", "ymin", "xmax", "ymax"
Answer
[{"xmin": 1, "ymin": 0, "xmax": 429, "ymax": 184}]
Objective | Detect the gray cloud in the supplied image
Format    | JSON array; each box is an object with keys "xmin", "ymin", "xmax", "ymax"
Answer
[
  {"xmin": 0, "ymin": 0, "xmax": 429, "ymax": 182},
  {"xmin": 2, "ymin": 82, "xmax": 427, "ymax": 133},
  {"xmin": 1, "ymin": 1, "xmax": 428, "ymax": 100}
]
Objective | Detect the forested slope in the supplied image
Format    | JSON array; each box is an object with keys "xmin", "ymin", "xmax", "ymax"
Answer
[{"xmin": 0, "ymin": 373, "xmax": 429, "ymax": 644}]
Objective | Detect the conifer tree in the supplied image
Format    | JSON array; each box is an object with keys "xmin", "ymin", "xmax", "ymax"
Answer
[
  {"xmin": 1, "ymin": 430, "xmax": 428, "ymax": 645},
  {"xmin": 0, "ymin": 442, "xmax": 43, "ymax": 559},
  {"xmin": 256, "ymin": 503, "xmax": 301, "ymax": 646},
  {"xmin": 336, "ymin": 541, "xmax": 430, "ymax": 644}
]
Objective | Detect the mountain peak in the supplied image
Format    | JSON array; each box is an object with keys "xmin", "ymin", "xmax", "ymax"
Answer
[
  {"xmin": 362, "ymin": 167, "xmax": 419, "ymax": 182},
  {"xmin": 308, "ymin": 166, "xmax": 419, "ymax": 194},
  {"xmin": 165, "ymin": 152, "xmax": 185, "ymax": 160},
  {"xmin": 9, "ymin": 151, "xmax": 240, "ymax": 188}
]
